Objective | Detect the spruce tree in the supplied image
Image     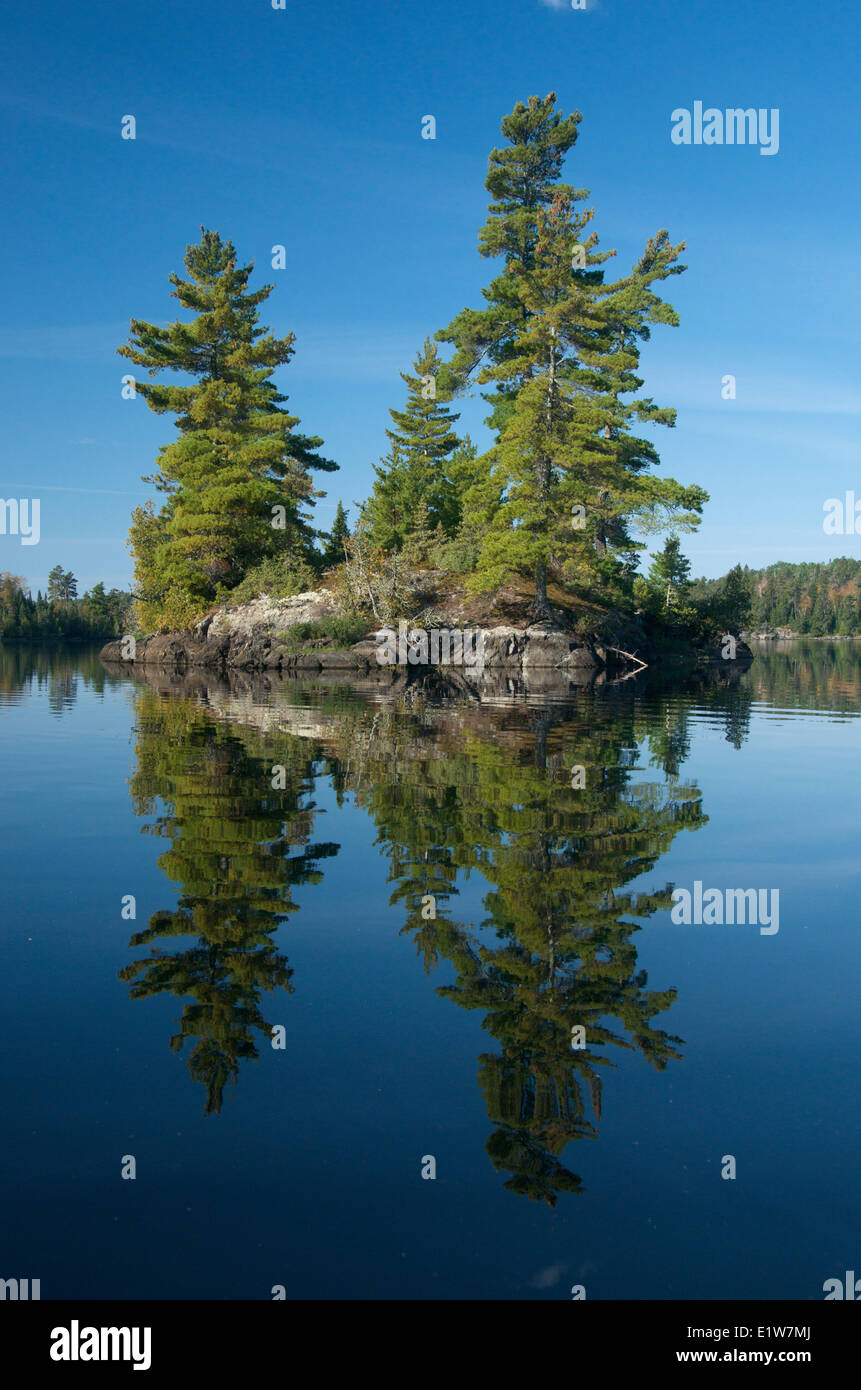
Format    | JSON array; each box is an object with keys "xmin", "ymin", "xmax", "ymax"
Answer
[
  {"xmin": 321, "ymin": 500, "xmax": 350, "ymax": 568},
  {"xmin": 119, "ymin": 228, "xmax": 335, "ymax": 629},
  {"xmin": 647, "ymin": 536, "xmax": 692, "ymax": 612},
  {"xmin": 365, "ymin": 339, "xmax": 462, "ymax": 549},
  {"xmin": 362, "ymin": 443, "xmax": 413, "ymax": 552},
  {"xmin": 718, "ymin": 563, "xmax": 752, "ymax": 632},
  {"xmin": 400, "ymin": 498, "xmax": 446, "ymax": 568},
  {"xmin": 85, "ymin": 581, "xmax": 111, "ymax": 631}
]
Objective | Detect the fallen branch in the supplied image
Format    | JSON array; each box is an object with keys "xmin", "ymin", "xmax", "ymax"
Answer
[
  {"xmin": 607, "ymin": 667, "xmax": 644, "ymax": 686},
  {"xmin": 605, "ymin": 646, "xmax": 649, "ymax": 674}
]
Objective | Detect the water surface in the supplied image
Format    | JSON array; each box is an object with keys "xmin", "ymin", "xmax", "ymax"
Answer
[{"xmin": 1, "ymin": 641, "xmax": 858, "ymax": 1299}]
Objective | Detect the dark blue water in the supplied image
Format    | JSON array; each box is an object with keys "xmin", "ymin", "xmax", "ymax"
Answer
[{"xmin": 1, "ymin": 642, "xmax": 858, "ymax": 1299}]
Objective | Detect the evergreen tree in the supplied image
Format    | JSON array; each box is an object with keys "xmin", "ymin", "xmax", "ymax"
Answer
[
  {"xmin": 437, "ymin": 94, "xmax": 587, "ymax": 433},
  {"xmin": 84, "ymin": 581, "xmax": 111, "ymax": 630},
  {"xmin": 436, "ymin": 94, "xmax": 700, "ymax": 614},
  {"xmin": 836, "ymin": 597, "xmax": 853, "ymax": 635},
  {"xmin": 119, "ymin": 228, "xmax": 335, "ymax": 630},
  {"xmin": 365, "ymin": 339, "xmax": 462, "ymax": 550},
  {"xmin": 362, "ymin": 443, "xmax": 416, "ymax": 553},
  {"xmin": 121, "ymin": 689, "xmax": 338, "ymax": 1113},
  {"xmin": 46, "ymin": 567, "xmax": 77, "ymax": 602},
  {"xmin": 321, "ymin": 500, "xmax": 350, "ymax": 568},
  {"xmin": 399, "ymin": 498, "xmax": 446, "ymax": 568},
  {"xmin": 647, "ymin": 536, "xmax": 692, "ymax": 612},
  {"xmin": 719, "ymin": 563, "xmax": 752, "ymax": 632},
  {"xmin": 446, "ymin": 435, "xmax": 481, "ymax": 514},
  {"xmin": 47, "ymin": 565, "xmax": 65, "ymax": 601}
]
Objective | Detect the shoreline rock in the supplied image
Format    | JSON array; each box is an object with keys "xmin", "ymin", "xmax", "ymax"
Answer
[{"xmin": 100, "ymin": 590, "xmax": 749, "ymax": 679}]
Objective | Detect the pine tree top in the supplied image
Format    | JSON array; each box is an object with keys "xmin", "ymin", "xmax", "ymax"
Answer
[{"xmin": 385, "ymin": 338, "xmax": 461, "ymax": 462}]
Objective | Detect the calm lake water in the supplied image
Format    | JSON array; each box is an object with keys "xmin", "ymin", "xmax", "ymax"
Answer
[{"xmin": 1, "ymin": 640, "xmax": 859, "ymax": 1300}]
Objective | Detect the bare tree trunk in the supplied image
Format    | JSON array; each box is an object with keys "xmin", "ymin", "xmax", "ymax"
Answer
[
  {"xmin": 533, "ymin": 555, "xmax": 551, "ymax": 620},
  {"xmin": 594, "ymin": 486, "xmax": 609, "ymax": 555}
]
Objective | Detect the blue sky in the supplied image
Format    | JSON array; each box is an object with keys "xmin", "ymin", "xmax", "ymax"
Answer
[{"xmin": 1, "ymin": 0, "xmax": 858, "ymax": 592}]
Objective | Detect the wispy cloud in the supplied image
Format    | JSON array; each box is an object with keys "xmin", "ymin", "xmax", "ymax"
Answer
[
  {"xmin": 0, "ymin": 92, "xmax": 402, "ymax": 179},
  {"xmin": 288, "ymin": 324, "xmax": 427, "ymax": 383},
  {"xmin": 1, "ymin": 484, "xmax": 146, "ymax": 496},
  {"xmin": 648, "ymin": 363, "xmax": 861, "ymax": 417},
  {"xmin": 0, "ymin": 317, "xmax": 423, "ymax": 382}
]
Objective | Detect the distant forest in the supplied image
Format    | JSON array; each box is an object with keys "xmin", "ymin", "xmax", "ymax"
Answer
[
  {"xmin": 5, "ymin": 555, "xmax": 860, "ymax": 647},
  {"xmin": 691, "ymin": 558, "xmax": 861, "ymax": 636},
  {"xmin": 0, "ymin": 569, "xmax": 133, "ymax": 642}
]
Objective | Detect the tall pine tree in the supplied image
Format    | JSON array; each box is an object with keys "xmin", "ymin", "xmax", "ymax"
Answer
[
  {"xmin": 120, "ymin": 228, "xmax": 335, "ymax": 630},
  {"xmin": 436, "ymin": 95, "xmax": 703, "ymax": 615}
]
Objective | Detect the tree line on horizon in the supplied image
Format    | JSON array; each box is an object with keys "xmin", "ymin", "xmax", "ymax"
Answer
[
  {"xmin": 691, "ymin": 557, "xmax": 861, "ymax": 636},
  {"xmin": 0, "ymin": 568, "xmax": 132, "ymax": 642},
  {"xmin": 7, "ymin": 555, "xmax": 853, "ymax": 645}
]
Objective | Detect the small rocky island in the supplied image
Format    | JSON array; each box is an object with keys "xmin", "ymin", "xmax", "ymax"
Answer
[{"xmin": 100, "ymin": 578, "xmax": 750, "ymax": 694}]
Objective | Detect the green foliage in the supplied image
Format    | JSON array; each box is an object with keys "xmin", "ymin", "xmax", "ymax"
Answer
[
  {"xmin": 98, "ymin": 105, "xmax": 720, "ymax": 636},
  {"xmin": 279, "ymin": 615, "xmax": 370, "ymax": 650},
  {"xmin": 321, "ymin": 500, "xmax": 350, "ymax": 568},
  {"xmin": 434, "ymin": 522, "xmax": 482, "ymax": 575},
  {"xmin": 398, "ymin": 499, "xmax": 447, "ymax": 567},
  {"xmin": 364, "ymin": 339, "xmax": 467, "ymax": 550},
  {"xmin": 690, "ymin": 558, "xmax": 861, "ymax": 636},
  {"xmin": 435, "ymin": 93, "xmax": 703, "ymax": 614},
  {"xmin": 225, "ymin": 552, "xmax": 319, "ymax": 605},
  {"xmin": 120, "ymin": 228, "xmax": 335, "ymax": 631},
  {"xmin": 47, "ymin": 565, "xmax": 78, "ymax": 602},
  {"xmin": 694, "ymin": 563, "xmax": 753, "ymax": 633},
  {"xmin": 0, "ymin": 571, "xmax": 132, "ymax": 642},
  {"xmin": 646, "ymin": 536, "xmax": 692, "ymax": 613}
]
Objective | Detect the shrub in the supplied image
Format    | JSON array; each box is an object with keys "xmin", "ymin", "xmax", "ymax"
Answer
[
  {"xmin": 331, "ymin": 524, "xmax": 416, "ymax": 623},
  {"xmin": 279, "ymin": 615, "xmax": 370, "ymax": 650},
  {"xmin": 435, "ymin": 532, "xmax": 480, "ymax": 574},
  {"xmin": 136, "ymin": 586, "xmax": 208, "ymax": 634},
  {"xmin": 225, "ymin": 554, "xmax": 319, "ymax": 605}
]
